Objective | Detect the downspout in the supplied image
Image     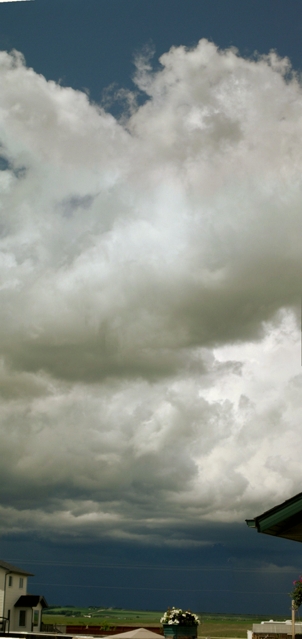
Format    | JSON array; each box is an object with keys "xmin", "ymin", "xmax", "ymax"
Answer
[{"xmin": 3, "ymin": 571, "xmax": 12, "ymax": 632}]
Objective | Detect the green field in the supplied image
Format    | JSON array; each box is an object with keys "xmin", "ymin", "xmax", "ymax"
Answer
[
  {"xmin": 42, "ymin": 608, "xmax": 286, "ymax": 637},
  {"xmin": 43, "ymin": 608, "xmax": 161, "ymax": 627}
]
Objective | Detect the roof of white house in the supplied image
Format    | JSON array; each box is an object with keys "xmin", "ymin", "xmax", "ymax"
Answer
[
  {"xmin": 0, "ymin": 559, "xmax": 34, "ymax": 576},
  {"xmin": 109, "ymin": 629, "xmax": 162, "ymax": 639},
  {"xmin": 15, "ymin": 595, "xmax": 48, "ymax": 608}
]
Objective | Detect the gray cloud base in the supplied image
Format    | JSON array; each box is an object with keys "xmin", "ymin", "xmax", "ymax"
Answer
[{"xmin": 0, "ymin": 42, "xmax": 300, "ymax": 544}]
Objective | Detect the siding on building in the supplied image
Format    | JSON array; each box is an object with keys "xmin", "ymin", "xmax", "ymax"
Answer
[
  {"xmin": 3, "ymin": 572, "xmax": 28, "ymax": 630},
  {"xmin": 0, "ymin": 568, "xmax": 5, "ymax": 621},
  {"xmin": 0, "ymin": 561, "xmax": 37, "ymax": 632},
  {"xmin": 253, "ymin": 622, "xmax": 302, "ymax": 639}
]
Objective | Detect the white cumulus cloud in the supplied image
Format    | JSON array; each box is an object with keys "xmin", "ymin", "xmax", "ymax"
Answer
[{"xmin": 0, "ymin": 41, "xmax": 300, "ymax": 545}]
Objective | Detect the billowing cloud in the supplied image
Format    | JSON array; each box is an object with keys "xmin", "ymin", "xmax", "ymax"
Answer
[{"xmin": 0, "ymin": 42, "xmax": 300, "ymax": 544}]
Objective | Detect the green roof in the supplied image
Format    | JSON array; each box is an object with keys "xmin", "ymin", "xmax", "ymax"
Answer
[{"xmin": 246, "ymin": 493, "xmax": 302, "ymax": 543}]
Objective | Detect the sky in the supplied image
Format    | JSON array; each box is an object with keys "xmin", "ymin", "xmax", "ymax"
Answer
[{"xmin": 0, "ymin": 0, "xmax": 301, "ymax": 617}]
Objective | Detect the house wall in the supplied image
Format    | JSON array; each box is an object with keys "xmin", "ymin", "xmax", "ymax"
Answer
[
  {"xmin": 0, "ymin": 565, "xmax": 44, "ymax": 633},
  {"xmin": 253, "ymin": 623, "xmax": 302, "ymax": 634},
  {"xmin": 3, "ymin": 572, "xmax": 28, "ymax": 631},
  {"xmin": 0, "ymin": 568, "xmax": 6, "ymax": 618},
  {"xmin": 32, "ymin": 603, "xmax": 43, "ymax": 632},
  {"xmin": 11, "ymin": 606, "xmax": 32, "ymax": 633},
  {"xmin": 252, "ymin": 622, "xmax": 302, "ymax": 639}
]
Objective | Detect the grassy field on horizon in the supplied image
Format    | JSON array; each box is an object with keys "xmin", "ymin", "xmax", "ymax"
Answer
[{"xmin": 42, "ymin": 608, "xmax": 287, "ymax": 637}]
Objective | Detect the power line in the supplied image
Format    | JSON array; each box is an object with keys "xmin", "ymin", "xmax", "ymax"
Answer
[
  {"xmin": 32, "ymin": 582, "xmax": 289, "ymax": 594},
  {"xmin": 9, "ymin": 560, "xmax": 297, "ymax": 574}
]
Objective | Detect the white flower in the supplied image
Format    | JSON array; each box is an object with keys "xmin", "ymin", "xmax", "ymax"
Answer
[{"xmin": 161, "ymin": 608, "xmax": 199, "ymax": 626}]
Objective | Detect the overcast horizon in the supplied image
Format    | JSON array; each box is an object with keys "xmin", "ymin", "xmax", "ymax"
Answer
[{"xmin": 0, "ymin": 0, "xmax": 301, "ymax": 616}]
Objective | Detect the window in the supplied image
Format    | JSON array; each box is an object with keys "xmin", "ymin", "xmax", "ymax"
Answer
[
  {"xmin": 33, "ymin": 610, "xmax": 39, "ymax": 626},
  {"xmin": 8, "ymin": 576, "xmax": 12, "ymax": 587},
  {"xmin": 19, "ymin": 577, "xmax": 23, "ymax": 588},
  {"xmin": 19, "ymin": 611, "xmax": 26, "ymax": 627}
]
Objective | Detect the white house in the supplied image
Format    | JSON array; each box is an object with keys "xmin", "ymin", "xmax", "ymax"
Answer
[{"xmin": 0, "ymin": 559, "xmax": 47, "ymax": 632}]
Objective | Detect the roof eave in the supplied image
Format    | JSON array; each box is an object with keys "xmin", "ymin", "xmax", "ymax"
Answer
[{"xmin": 246, "ymin": 493, "xmax": 302, "ymax": 542}]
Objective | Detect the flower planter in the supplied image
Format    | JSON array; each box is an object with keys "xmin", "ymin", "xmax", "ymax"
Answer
[{"xmin": 162, "ymin": 625, "xmax": 198, "ymax": 639}]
